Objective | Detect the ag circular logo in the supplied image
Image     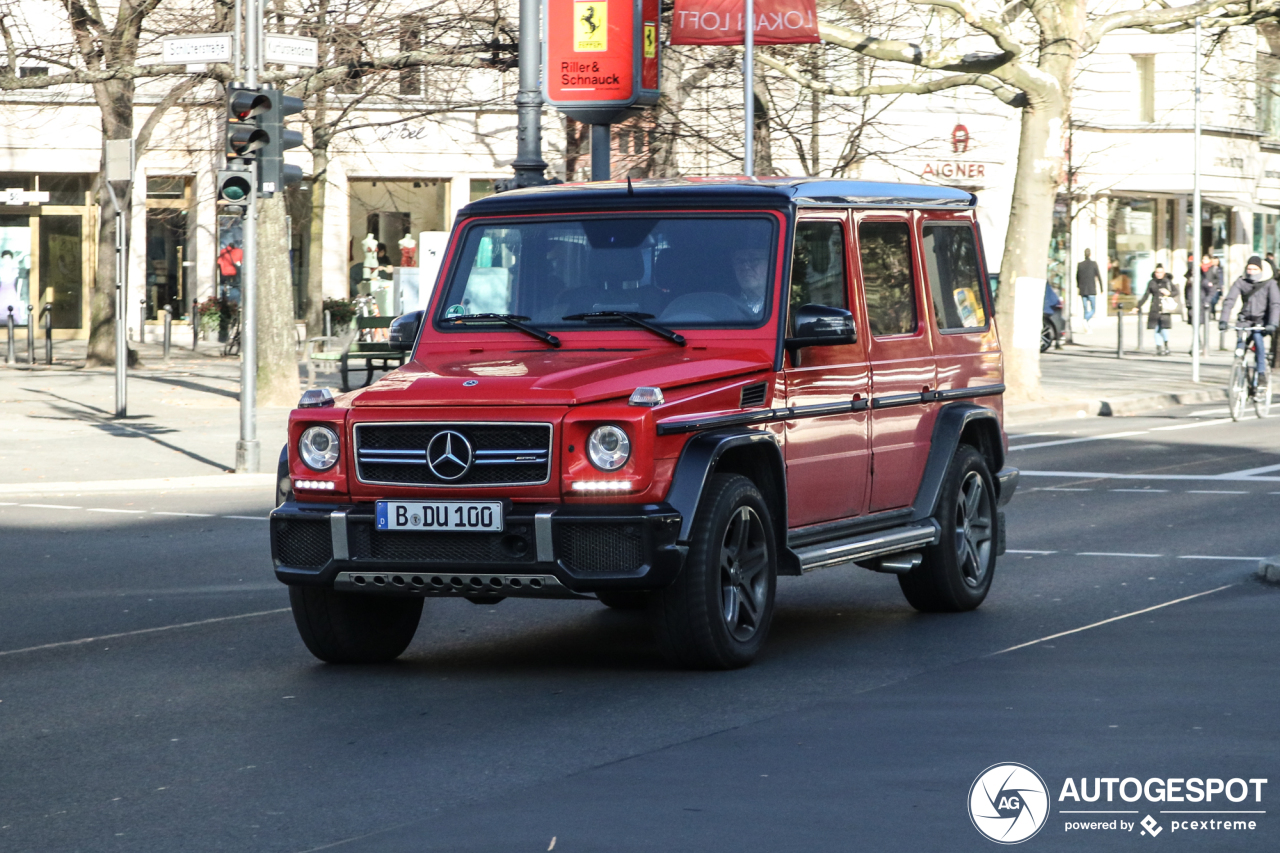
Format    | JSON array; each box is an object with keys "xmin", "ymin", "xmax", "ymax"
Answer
[
  {"xmin": 968, "ymin": 763, "xmax": 1050, "ymax": 844},
  {"xmin": 426, "ymin": 430, "xmax": 473, "ymax": 481}
]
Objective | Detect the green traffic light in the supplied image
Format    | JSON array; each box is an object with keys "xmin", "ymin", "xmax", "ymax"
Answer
[{"xmin": 223, "ymin": 184, "xmax": 248, "ymax": 201}]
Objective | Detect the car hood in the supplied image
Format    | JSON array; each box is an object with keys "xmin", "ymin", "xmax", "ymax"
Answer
[{"xmin": 349, "ymin": 347, "xmax": 772, "ymax": 407}]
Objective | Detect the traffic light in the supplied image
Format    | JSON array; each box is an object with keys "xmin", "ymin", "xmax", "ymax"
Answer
[
  {"xmin": 216, "ymin": 169, "xmax": 253, "ymax": 215},
  {"xmin": 226, "ymin": 85, "xmax": 270, "ymax": 163},
  {"xmin": 259, "ymin": 93, "xmax": 305, "ymax": 195}
]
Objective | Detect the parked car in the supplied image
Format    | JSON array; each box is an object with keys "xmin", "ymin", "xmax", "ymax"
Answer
[{"xmin": 270, "ymin": 177, "xmax": 1019, "ymax": 669}]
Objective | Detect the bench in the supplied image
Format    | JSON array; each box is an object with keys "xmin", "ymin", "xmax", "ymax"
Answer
[{"xmin": 304, "ymin": 315, "xmax": 407, "ymax": 391}]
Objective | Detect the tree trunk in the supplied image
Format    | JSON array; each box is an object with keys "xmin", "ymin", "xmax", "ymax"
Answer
[
  {"xmin": 752, "ymin": 83, "xmax": 773, "ymax": 176},
  {"xmin": 87, "ymin": 79, "xmax": 136, "ymax": 367},
  {"xmin": 257, "ymin": 194, "xmax": 300, "ymax": 406},
  {"xmin": 305, "ymin": 141, "xmax": 329, "ymax": 337}
]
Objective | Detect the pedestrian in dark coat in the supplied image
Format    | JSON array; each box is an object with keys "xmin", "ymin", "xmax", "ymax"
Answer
[
  {"xmin": 1136, "ymin": 265, "xmax": 1177, "ymax": 355},
  {"xmin": 1076, "ymin": 249, "xmax": 1102, "ymax": 332}
]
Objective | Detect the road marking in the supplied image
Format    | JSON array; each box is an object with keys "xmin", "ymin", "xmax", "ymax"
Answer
[
  {"xmin": 1177, "ymin": 555, "xmax": 1265, "ymax": 561},
  {"xmin": 1150, "ymin": 418, "xmax": 1233, "ymax": 431},
  {"xmin": 991, "ymin": 585, "xmax": 1236, "ymax": 656},
  {"xmin": 1007, "ymin": 430, "xmax": 1149, "ymax": 451},
  {"xmin": 223, "ymin": 515, "xmax": 269, "ymax": 521},
  {"xmin": 1008, "ymin": 431, "xmax": 1061, "ymax": 440},
  {"xmin": 86, "ymin": 508, "xmax": 146, "ymax": 514},
  {"xmin": 1077, "ymin": 551, "xmax": 1161, "ymax": 558},
  {"xmin": 1043, "ymin": 487, "xmax": 1092, "ymax": 491},
  {"xmin": 1007, "ymin": 549, "xmax": 1057, "ymax": 555},
  {"xmin": 1060, "ymin": 811, "xmax": 1139, "ymax": 814},
  {"xmin": 0, "ymin": 608, "xmax": 291, "ymax": 658},
  {"xmin": 1022, "ymin": 470, "xmax": 1280, "ymax": 482},
  {"xmin": 1219, "ymin": 461, "xmax": 1280, "ymax": 477},
  {"xmin": 1161, "ymin": 811, "xmax": 1267, "ymax": 814},
  {"xmin": 20, "ymin": 503, "xmax": 81, "ymax": 510},
  {"xmin": 1190, "ymin": 407, "xmax": 1232, "ymax": 417},
  {"xmin": 1186, "ymin": 489, "xmax": 1248, "ymax": 495},
  {"xmin": 153, "ymin": 511, "xmax": 214, "ymax": 518},
  {"xmin": 1109, "ymin": 488, "xmax": 1169, "ymax": 493}
]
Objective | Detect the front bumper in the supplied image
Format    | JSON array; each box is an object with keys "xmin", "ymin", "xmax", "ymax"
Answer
[{"xmin": 270, "ymin": 500, "xmax": 685, "ymax": 599}]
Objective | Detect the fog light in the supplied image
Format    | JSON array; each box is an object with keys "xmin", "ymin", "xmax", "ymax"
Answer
[
  {"xmin": 294, "ymin": 479, "xmax": 336, "ymax": 491},
  {"xmin": 571, "ymin": 480, "xmax": 633, "ymax": 492}
]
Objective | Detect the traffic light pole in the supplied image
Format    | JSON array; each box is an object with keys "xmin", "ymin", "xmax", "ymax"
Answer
[{"xmin": 235, "ymin": 0, "xmax": 261, "ymax": 474}]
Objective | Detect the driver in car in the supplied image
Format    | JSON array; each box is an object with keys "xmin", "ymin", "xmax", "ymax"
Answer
[{"xmin": 732, "ymin": 246, "xmax": 769, "ymax": 318}]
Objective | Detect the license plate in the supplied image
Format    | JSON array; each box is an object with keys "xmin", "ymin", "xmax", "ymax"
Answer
[{"xmin": 375, "ymin": 500, "xmax": 503, "ymax": 532}]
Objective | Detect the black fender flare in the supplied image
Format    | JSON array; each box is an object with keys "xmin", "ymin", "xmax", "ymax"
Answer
[
  {"xmin": 276, "ymin": 445, "xmax": 293, "ymax": 508},
  {"xmin": 910, "ymin": 403, "xmax": 1006, "ymax": 523},
  {"xmin": 665, "ymin": 429, "xmax": 796, "ymax": 573}
]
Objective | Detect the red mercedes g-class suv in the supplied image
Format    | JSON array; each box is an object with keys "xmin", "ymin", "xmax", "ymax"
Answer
[{"xmin": 271, "ymin": 177, "xmax": 1018, "ymax": 669}]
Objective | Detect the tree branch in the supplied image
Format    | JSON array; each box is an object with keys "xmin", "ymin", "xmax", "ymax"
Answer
[
  {"xmin": 816, "ymin": 20, "xmax": 1014, "ymax": 75},
  {"xmin": 912, "ymin": 0, "xmax": 1024, "ymax": 59},
  {"xmin": 134, "ymin": 76, "xmax": 200, "ymax": 160},
  {"xmin": 1086, "ymin": 0, "xmax": 1280, "ymax": 46},
  {"xmin": 756, "ymin": 52, "xmax": 1029, "ymax": 107}
]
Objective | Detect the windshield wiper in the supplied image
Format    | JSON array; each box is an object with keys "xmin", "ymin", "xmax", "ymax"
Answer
[
  {"xmin": 448, "ymin": 313, "xmax": 561, "ymax": 347},
  {"xmin": 561, "ymin": 311, "xmax": 687, "ymax": 346}
]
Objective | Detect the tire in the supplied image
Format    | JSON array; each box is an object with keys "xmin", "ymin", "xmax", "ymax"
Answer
[
  {"xmin": 289, "ymin": 585, "xmax": 423, "ymax": 663},
  {"xmin": 1229, "ymin": 361, "xmax": 1248, "ymax": 422},
  {"xmin": 649, "ymin": 474, "xmax": 777, "ymax": 669},
  {"xmin": 898, "ymin": 445, "xmax": 996, "ymax": 613},
  {"xmin": 597, "ymin": 591, "xmax": 650, "ymax": 610},
  {"xmin": 1040, "ymin": 320, "xmax": 1053, "ymax": 353},
  {"xmin": 1255, "ymin": 370, "xmax": 1272, "ymax": 418}
]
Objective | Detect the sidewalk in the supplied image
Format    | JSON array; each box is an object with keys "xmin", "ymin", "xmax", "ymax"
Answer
[
  {"xmin": 1007, "ymin": 310, "xmax": 1237, "ymax": 425},
  {"xmin": 0, "ymin": 318, "xmax": 1248, "ymax": 490}
]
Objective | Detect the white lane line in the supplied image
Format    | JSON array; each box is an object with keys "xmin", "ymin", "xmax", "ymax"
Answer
[
  {"xmin": 1022, "ymin": 470, "xmax": 1280, "ymax": 482},
  {"xmin": 223, "ymin": 515, "xmax": 269, "ymax": 521},
  {"xmin": 0, "ymin": 608, "xmax": 291, "ymax": 658},
  {"xmin": 1043, "ymin": 487, "xmax": 1092, "ymax": 491},
  {"xmin": 1077, "ymin": 551, "xmax": 1162, "ymax": 558},
  {"xmin": 1219, "ymin": 461, "xmax": 1280, "ymax": 477},
  {"xmin": 86, "ymin": 508, "xmax": 146, "ymax": 514},
  {"xmin": 1190, "ymin": 407, "xmax": 1233, "ymax": 417},
  {"xmin": 1007, "ymin": 549, "xmax": 1057, "ymax": 555},
  {"xmin": 1150, "ymin": 418, "xmax": 1234, "ymax": 431},
  {"xmin": 1009, "ymin": 432, "xmax": 1061, "ymax": 440},
  {"xmin": 0, "ymin": 502, "xmax": 16, "ymax": 506},
  {"xmin": 1008, "ymin": 431, "xmax": 1149, "ymax": 451},
  {"xmin": 1109, "ymin": 488, "xmax": 1169, "ymax": 493},
  {"xmin": 991, "ymin": 584, "xmax": 1236, "ymax": 656},
  {"xmin": 1186, "ymin": 489, "xmax": 1248, "ymax": 495},
  {"xmin": 1177, "ymin": 555, "xmax": 1265, "ymax": 561},
  {"xmin": 20, "ymin": 503, "xmax": 81, "ymax": 510},
  {"xmin": 153, "ymin": 511, "xmax": 214, "ymax": 518}
]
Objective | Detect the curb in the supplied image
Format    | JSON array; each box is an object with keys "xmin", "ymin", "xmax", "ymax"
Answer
[
  {"xmin": 1006, "ymin": 386, "xmax": 1229, "ymax": 426},
  {"xmin": 0, "ymin": 474, "xmax": 276, "ymax": 496}
]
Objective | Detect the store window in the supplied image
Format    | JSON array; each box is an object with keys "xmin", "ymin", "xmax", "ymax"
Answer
[
  {"xmin": 144, "ymin": 176, "xmax": 193, "ymax": 322},
  {"xmin": 1108, "ymin": 199, "xmax": 1156, "ymax": 310},
  {"xmin": 40, "ymin": 216, "xmax": 82, "ymax": 329},
  {"xmin": 348, "ymin": 178, "xmax": 449, "ymax": 308}
]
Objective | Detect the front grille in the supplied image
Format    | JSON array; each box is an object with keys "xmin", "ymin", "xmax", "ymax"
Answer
[
  {"xmin": 557, "ymin": 523, "xmax": 646, "ymax": 573},
  {"xmin": 348, "ymin": 522, "xmax": 536, "ymax": 564},
  {"xmin": 274, "ymin": 517, "xmax": 333, "ymax": 567},
  {"xmin": 354, "ymin": 422, "xmax": 552, "ymax": 487}
]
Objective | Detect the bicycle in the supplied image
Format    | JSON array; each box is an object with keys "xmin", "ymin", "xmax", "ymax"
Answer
[{"xmin": 1228, "ymin": 325, "xmax": 1272, "ymax": 421}]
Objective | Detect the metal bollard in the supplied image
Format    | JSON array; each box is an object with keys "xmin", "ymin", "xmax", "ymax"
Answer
[
  {"xmin": 1116, "ymin": 305, "xmax": 1125, "ymax": 358},
  {"xmin": 1136, "ymin": 309, "xmax": 1143, "ymax": 352},
  {"xmin": 162, "ymin": 304, "xmax": 172, "ymax": 362},
  {"xmin": 192, "ymin": 297, "xmax": 200, "ymax": 351},
  {"xmin": 43, "ymin": 303, "xmax": 52, "ymax": 365},
  {"xmin": 5, "ymin": 306, "xmax": 13, "ymax": 365},
  {"xmin": 324, "ymin": 309, "xmax": 331, "ymax": 339},
  {"xmin": 26, "ymin": 304, "xmax": 34, "ymax": 364}
]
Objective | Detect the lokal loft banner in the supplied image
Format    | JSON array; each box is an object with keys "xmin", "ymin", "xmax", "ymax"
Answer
[{"xmin": 670, "ymin": 0, "xmax": 820, "ymax": 45}]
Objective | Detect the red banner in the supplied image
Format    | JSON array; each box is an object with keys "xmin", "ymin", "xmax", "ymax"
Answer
[{"xmin": 670, "ymin": 0, "xmax": 819, "ymax": 45}]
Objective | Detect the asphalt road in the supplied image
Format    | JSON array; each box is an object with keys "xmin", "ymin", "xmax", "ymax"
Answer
[{"xmin": 0, "ymin": 402, "xmax": 1277, "ymax": 852}]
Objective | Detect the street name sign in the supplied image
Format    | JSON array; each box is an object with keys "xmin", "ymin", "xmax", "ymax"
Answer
[
  {"xmin": 161, "ymin": 33, "xmax": 234, "ymax": 65},
  {"xmin": 264, "ymin": 35, "xmax": 320, "ymax": 67}
]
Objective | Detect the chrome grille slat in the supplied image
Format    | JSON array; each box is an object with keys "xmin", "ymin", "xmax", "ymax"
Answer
[{"xmin": 353, "ymin": 422, "xmax": 553, "ymax": 487}]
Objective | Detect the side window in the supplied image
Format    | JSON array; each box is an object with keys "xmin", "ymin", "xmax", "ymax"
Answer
[
  {"xmin": 858, "ymin": 220, "xmax": 917, "ymax": 337},
  {"xmin": 788, "ymin": 220, "xmax": 848, "ymax": 335},
  {"xmin": 922, "ymin": 223, "xmax": 988, "ymax": 330}
]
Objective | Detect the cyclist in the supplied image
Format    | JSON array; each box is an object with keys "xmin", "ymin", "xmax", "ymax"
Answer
[{"xmin": 1219, "ymin": 255, "xmax": 1280, "ymax": 383}]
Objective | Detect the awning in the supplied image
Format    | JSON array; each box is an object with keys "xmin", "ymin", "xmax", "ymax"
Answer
[{"xmin": 1202, "ymin": 195, "xmax": 1280, "ymax": 215}]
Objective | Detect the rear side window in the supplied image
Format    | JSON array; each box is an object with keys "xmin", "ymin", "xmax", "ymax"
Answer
[
  {"xmin": 858, "ymin": 221, "xmax": 917, "ymax": 336},
  {"xmin": 788, "ymin": 220, "xmax": 847, "ymax": 334},
  {"xmin": 922, "ymin": 223, "xmax": 987, "ymax": 330}
]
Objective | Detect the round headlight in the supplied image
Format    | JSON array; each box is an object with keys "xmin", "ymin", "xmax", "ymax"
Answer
[
  {"xmin": 587, "ymin": 424, "xmax": 631, "ymax": 471},
  {"xmin": 299, "ymin": 425, "xmax": 340, "ymax": 471}
]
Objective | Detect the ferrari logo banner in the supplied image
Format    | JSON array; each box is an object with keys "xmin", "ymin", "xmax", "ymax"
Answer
[
  {"xmin": 574, "ymin": 0, "xmax": 608, "ymax": 51},
  {"xmin": 670, "ymin": 0, "xmax": 819, "ymax": 45}
]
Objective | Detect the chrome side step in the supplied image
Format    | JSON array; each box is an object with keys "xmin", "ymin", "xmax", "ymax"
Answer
[{"xmin": 794, "ymin": 522, "xmax": 940, "ymax": 573}]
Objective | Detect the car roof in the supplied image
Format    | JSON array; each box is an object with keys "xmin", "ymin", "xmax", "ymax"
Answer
[{"xmin": 460, "ymin": 176, "xmax": 977, "ymax": 217}]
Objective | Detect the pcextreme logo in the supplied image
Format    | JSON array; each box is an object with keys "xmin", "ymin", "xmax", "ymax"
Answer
[{"xmin": 969, "ymin": 763, "xmax": 1051, "ymax": 844}]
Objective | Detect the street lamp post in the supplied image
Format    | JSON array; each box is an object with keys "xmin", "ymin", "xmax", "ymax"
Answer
[
  {"xmin": 1192, "ymin": 17, "xmax": 1203, "ymax": 383},
  {"xmin": 235, "ymin": 0, "xmax": 261, "ymax": 473}
]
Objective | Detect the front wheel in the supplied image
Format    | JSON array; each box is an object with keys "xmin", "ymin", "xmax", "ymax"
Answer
[
  {"xmin": 289, "ymin": 586, "xmax": 423, "ymax": 663},
  {"xmin": 898, "ymin": 445, "xmax": 996, "ymax": 613},
  {"xmin": 1229, "ymin": 361, "xmax": 1248, "ymax": 421},
  {"xmin": 649, "ymin": 474, "xmax": 777, "ymax": 669},
  {"xmin": 1040, "ymin": 319, "xmax": 1054, "ymax": 353}
]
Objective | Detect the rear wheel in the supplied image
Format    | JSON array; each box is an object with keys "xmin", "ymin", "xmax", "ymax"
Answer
[
  {"xmin": 898, "ymin": 445, "xmax": 995, "ymax": 613},
  {"xmin": 649, "ymin": 474, "xmax": 777, "ymax": 669},
  {"xmin": 1229, "ymin": 361, "xmax": 1248, "ymax": 421},
  {"xmin": 1040, "ymin": 319, "xmax": 1054, "ymax": 353},
  {"xmin": 1255, "ymin": 369, "xmax": 1272, "ymax": 418},
  {"xmin": 289, "ymin": 586, "xmax": 423, "ymax": 663}
]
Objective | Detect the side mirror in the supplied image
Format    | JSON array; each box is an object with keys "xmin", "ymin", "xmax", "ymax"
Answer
[
  {"xmin": 786, "ymin": 303, "xmax": 856, "ymax": 350},
  {"xmin": 388, "ymin": 310, "xmax": 423, "ymax": 352}
]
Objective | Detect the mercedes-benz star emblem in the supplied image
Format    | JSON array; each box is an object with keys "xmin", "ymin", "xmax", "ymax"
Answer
[{"xmin": 427, "ymin": 430, "xmax": 473, "ymax": 481}]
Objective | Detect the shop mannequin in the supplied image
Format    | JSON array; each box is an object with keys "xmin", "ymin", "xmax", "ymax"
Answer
[
  {"xmin": 399, "ymin": 232, "xmax": 417, "ymax": 267},
  {"xmin": 361, "ymin": 233, "xmax": 378, "ymax": 280}
]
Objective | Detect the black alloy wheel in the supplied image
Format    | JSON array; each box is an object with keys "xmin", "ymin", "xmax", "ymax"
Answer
[{"xmin": 650, "ymin": 474, "xmax": 777, "ymax": 669}]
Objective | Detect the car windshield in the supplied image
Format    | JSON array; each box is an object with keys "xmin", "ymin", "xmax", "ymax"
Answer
[{"xmin": 434, "ymin": 216, "xmax": 777, "ymax": 330}]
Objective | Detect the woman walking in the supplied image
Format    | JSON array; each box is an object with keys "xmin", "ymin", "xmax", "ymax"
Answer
[{"xmin": 1137, "ymin": 264, "xmax": 1178, "ymax": 355}]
